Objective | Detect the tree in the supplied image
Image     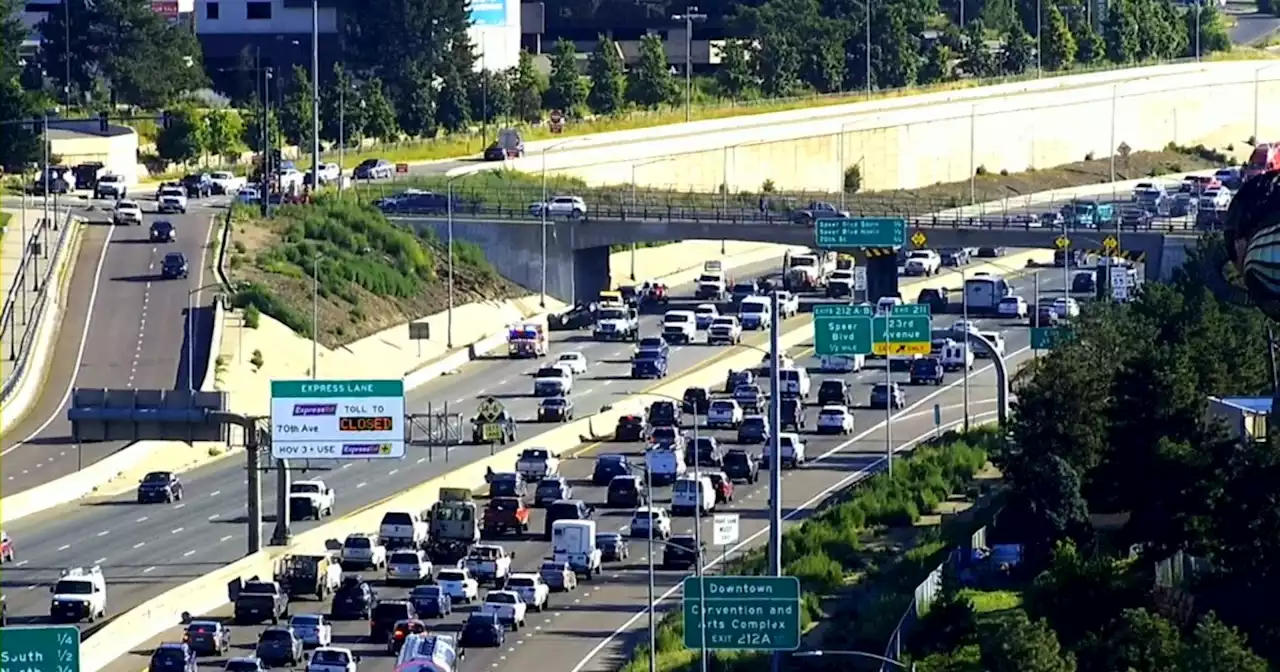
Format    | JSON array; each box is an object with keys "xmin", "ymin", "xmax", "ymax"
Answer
[
  {"xmin": 155, "ymin": 106, "xmax": 208, "ymax": 164},
  {"xmin": 239, "ymin": 101, "xmax": 281, "ymax": 154},
  {"xmin": 546, "ymin": 38, "xmax": 586, "ymax": 114},
  {"xmin": 360, "ymin": 77, "xmax": 399, "ymax": 142},
  {"xmin": 1001, "ymin": 22, "xmax": 1035, "ymax": 74},
  {"xmin": 1103, "ymin": 0, "xmax": 1140, "ymax": 63},
  {"xmin": 435, "ymin": 65, "xmax": 472, "ymax": 133},
  {"xmin": 38, "ymin": 0, "xmax": 206, "ymax": 108},
  {"xmin": 1074, "ymin": 21, "xmax": 1105, "ymax": 65},
  {"xmin": 511, "ymin": 50, "xmax": 544, "ymax": 124},
  {"xmin": 1178, "ymin": 614, "xmax": 1269, "ymax": 672},
  {"xmin": 960, "ymin": 20, "xmax": 998, "ymax": 78},
  {"xmin": 0, "ymin": 0, "xmax": 39, "ymax": 172},
  {"xmin": 1076, "ymin": 609, "xmax": 1182, "ymax": 672},
  {"xmin": 205, "ymin": 109, "xmax": 245, "ymax": 161},
  {"xmin": 919, "ymin": 41, "xmax": 955, "ymax": 84},
  {"xmin": 871, "ymin": 4, "xmax": 919, "ymax": 88},
  {"xmin": 468, "ymin": 69, "xmax": 512, "ymax": 125},
  {"xmin": 587, "ymin": 35, "xmax": 627, "ymax": 114},
  {"xmin": 979, "ymin": 611, "xmax": 1077, "ymax": 672},
  {"xmin": 757, "ymin": 30, "xmax": 802, "ymax": 96},
  {"xmin": 277, "ymin": 65, "xmax": 314, "ymax": 148},
  {"xmin": 1041, "ymin": 6, "xmax": 1077, "ymax": 71},
  {"xmin": 396, "ymin": 63, "xmax": 437, "ymax": 138},
  {"xmin": 1185, "ymin": 4, "xmax": 1231, "ymax": 57},
  {"xmin": 319, "ymin": 63, "xmax": 364, "ymax": 146},
  {"xmin": 627, "ymin": 33, "xmax": 678, "ymax": 108},
  {"xmin": 716, "ymin": 38, "xmax": 757, "ymax": 97}
]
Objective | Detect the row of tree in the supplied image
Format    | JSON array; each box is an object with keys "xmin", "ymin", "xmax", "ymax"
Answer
[{"xmin": 907, "ymin": 236, "xmax": 1280, "ymax": 670}]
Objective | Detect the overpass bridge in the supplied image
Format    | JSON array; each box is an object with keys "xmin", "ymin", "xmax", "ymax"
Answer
[{"xmin": 397, "ymin": 209, "xmax": 1196, "ymax": 302}]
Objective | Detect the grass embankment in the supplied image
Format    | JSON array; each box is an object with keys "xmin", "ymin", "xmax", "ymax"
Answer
[
  {"xmin": 225, "ymin": 196, "xmax": 525, "ymax": 347},
  {"xmin": 352, "ymin": 146, "xmax": 1231, "ymax": 215},
  {"xmin": 619, "ymin": 429, "xmax": 1003, "ymax": 672}
]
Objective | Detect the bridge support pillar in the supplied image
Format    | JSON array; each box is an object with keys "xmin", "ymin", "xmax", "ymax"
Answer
[{"xmin": 866, "ymin": 255, "xmax": 900, "ymax": 302}]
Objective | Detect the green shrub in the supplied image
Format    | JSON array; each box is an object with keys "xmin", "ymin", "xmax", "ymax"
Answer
[
  {"xmin": 235, "ymin": 283, "xmax": 308, "ymax": 336},
  {"xmin": 243, "ymin": 303, "xmax": 261, "ymax": 329}
]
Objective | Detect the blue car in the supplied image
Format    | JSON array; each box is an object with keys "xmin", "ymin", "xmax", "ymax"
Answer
[
  {"xmin": 407, "ymin": 585, "xmax": 452, "ymax": 618},
  {"xmin": 631, "ymin": 351, "xmax": 668, "ymax": 379}
]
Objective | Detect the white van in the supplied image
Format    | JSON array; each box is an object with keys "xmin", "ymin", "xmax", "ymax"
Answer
[
  {"xmin": 820, "ymin": 353, "xmax": 865, "ymax": 373},
  {"xmin": 937, "ymin": 339, "xmax": 974, "ymax": 371},
  {"xmin": 738, "ymin": 296, "xmax": 773, "ymax": 330},
  {"xmin": 645, "ymin": 446, "xmax": 687, "ymax": 486},
  {"xmin": 764, "ymin": 433, "xmax": 807, "ymax": 469},
  {"xmin": 662, "ymin": 310, "xmax": 697, "ymax": 344},
  {"xmin": 975, "ymin": 332, "xmax": 1005, "ymax": 359},
  {"xmin": 671, "ymin": 474, "xmax": 715, "ymax": 516},
  {"xmin": 552, "ymin": 519, "xmax": 602, "ymax": 578},
  {"xmin": 777, "ymin": 368, "xmax": 811, "ymax": 399}
]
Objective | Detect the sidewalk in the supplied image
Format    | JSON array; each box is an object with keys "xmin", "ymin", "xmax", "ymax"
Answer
[{"xmin": 1, "ymin": 207, "xmax": 55, "ymax": 391}]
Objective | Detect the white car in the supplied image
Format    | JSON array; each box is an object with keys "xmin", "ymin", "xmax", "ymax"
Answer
[
  {"xmin": 210, "ymin": 171, "xmax": 247, "ymax": 194},
  {"xmin": 707, "ymin": 399, "xmax": 744, "ymax": 429},
  {"xmin": 385, "ymin": 550, "xmax": 433, "ymax": 585},
  {"xmin": 278, "ymin": 169, "xmax": 305, "ymax": 191},
  {"xmin": 904, "ymin": 250, "xmax": 941, "ymax": 276},
  {"xmin": 435, "ymin": 568, "xmax": 479, "ymax": 604},
  {"xmin": 156, "ymin": 186, "xmax": 188, "ymax": 214},
  {"xmin": 530, "ymin": 196, "xmax": 587, "ymax": 219},
  {"xmin": 819, "ymin": 354, "xmax": 864, "ymax": 373},
  {"xmin": 555, "ymin": 352, "xmax": 588, "ymax": 375},
  {"xmin": 505, "ymin": 574, "xmax": 550, "ymax": 612},
  {"xmin": 707, "ymin": 316, "xmax": 742, "ymax": 345},
  {"xmin": 1199, "ymin": 188, "xmax": 1233, "ymax": 210},
  {"xmin": 315, "ymin": 163, "xmax": 342, "ymax": 184},
  {"xmin": 94, "ymin": 173, "xmax": 127, "ymax": 199},
  {"xmin": 339, "ymin": 533, "xmax": 386, "ymax": 569},
  {"xmin": 774, "ymin": 291, "xmax": 800, "ymax": 318},
  {"xmin": 694, "ymin": 304, "xmax": 719, "ymax": 329},
  {"xmin": 305, "ymin": 647, "xmax": 357, "ymax": 672},
  {"xmin": 628, "ymin": 506, "xmax": 672, "ymax": 539},
  {"xmin": 815, "ymin": 406, "xmax": 855, "ymax": 435},
  {"xmin": 236, "ymin": 187, "xmax": 261, "ymax": 204},
  {"xmin": 480, "ymin": 590, "xmax": 528, "ymax": 630},
  {"xmin": 997, "ymin": 296, "xmax": 1028, "ymax": 318},
  {"xmin": 288, "ymin": 614, "xmax": 332, "ymax": 648},
  {"xmin": 1052, "ymin": 297, "xmax": 1080, "ymax": 318},
  {"xmin": 765, "ymin": 433, "xmax": 807, "ymax": 469},
  {"xmin": 113, "ymin": 200, "xmax": 143, "ymax": 225},
  {"xmin": 950, "ymin": 320, "xmax": 981, "ymax": 334}
]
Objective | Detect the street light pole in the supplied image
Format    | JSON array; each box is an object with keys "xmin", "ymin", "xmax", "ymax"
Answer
[
  {"xmin": 447, "ymin": 179, "xmax": 456, "ymax": 348},
  {"xmin": 540, "ymin": 139, "xmax": 581, "ymax": 306},
  {"xmin": 671, "ymin": 7, "xmax": 707, "ymax": 123},
  {"xmin": 768, "ymin": 291, "xmax": 784, "ymax": 672},
  {"xmin": 793, "ymin": 649, "xmax": 916, "ymax": 670},
  {"xmin": 312, "ymin": 253, "xmax": 320, "ymax": 378},
  {"xmin": 310, "ymin": 0, "xmax": 321, "ymax": 190}
]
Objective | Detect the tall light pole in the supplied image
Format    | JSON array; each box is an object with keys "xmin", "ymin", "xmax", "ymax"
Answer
[
  {"xmin": 312, "ymin": 253, "xmax": 320, "ymax": 378},
  {"xmin": 310, "ymin": 0, "xmax": 321, "ymax": 190},
  {"xmin": 1036, "ymin": 0, "xmax": 1042, "ymax": 76},
  {"xmin": 671, "ymin": 7, "xmax": 707, "ymax": 123},
  {"xmin": 793, "ymin": 649, "xmax": 916, "ymax": 671},
  {"xmin": 768, "ymin": 291, "xmax": 784, "ymax": 672},
  {"xmin": 865, "ymin": 0, "xmax": 872, "ymax": 100},
  {"xmin": 446, "ymin": 176, "xmax": 459, "ymax": 348}
]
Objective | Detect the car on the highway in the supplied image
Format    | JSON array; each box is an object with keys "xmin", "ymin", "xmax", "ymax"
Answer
[
  {"xmin": 910, "ymin": 357, "xmax": 946, "ymax": 385},
  {"xmin": 904, "ymin": 250, "xmax": 942, "ymax": 276},
  {"xmin": 1052, "ymin": 297, "xmax": 1081, "ymax": 318},
  {"xmin": 94, "ymin": 173, "xmax": 128, "ymax": 200},
  {"xmin": 148, "ymin": 643, "xmax": 197, "ymax": 672},
  {"xmin": 1121, "ymin": 208, "xmax": 1154, "ymax": 229},
  {"xmin": 976, "ymin": 246, "xmax": 1005, "ymax": 258},
  {"xmin": 722, "ymin": 449, "xmax": 759, "ymax": 484},
  {"xmin": 1031, "ymin": 303, "xmax": 1061, "ymax": 327},
  {"xmin": 529, "ymin": 195, "xmax": 587, "ymax": 219},
  {"xmin": 1199, "ymin": 188, "xmax": 1233, "ymax": 211},
  {"xmin": 386, "ymin": 619, "xmax": 427, "ymax": 654},
  {"xmin": 593, "ymin": 534, "xmax": 629, "ymax": 562},
  {"xmin": 817, "ymin": 380, "xmax": 854, "ymax": 407},
  {"xmin": 534, "ymin": 476, "xmax": 573, "ymax": 507},
  {"xmin": 694, "ymin": 303, "xmax": 719, "ymax": 329},
  {"xmin": 183, "ymin": 620, "xmax": 231, "ymax": 656},
  {"xmin": 790, "ymin": 200, "xmax": 849, "ymax": 226},
  {"xmin": 149, "ymin": 220, "xmax": 176, "ymax": 243},
  {"xmin": 506, "ymin": 574, "xmax": 550, "ymax": 612},
  {"xmin": 161, "ymin": 252, "xmax": 189, "ymax": 279},
  {"xmin": 137, "ymin": 470, "xmax": 184, "ymax": 503},
  {"xmin": 353, "ymin": 158, "xmax": 394, "ymax": 180},
  {"xmin": 593, "ymin": 453, "xmax": 632, "ymax": 484},
  {"xmin": 1072, "ymin": 272, "xmax": 1097, "ymax": 293},
  {"xmin": 157, "ymin": 185, "xmax": 189, "ymax": 214},
  {"xmin": 407, "ymin": 584, "xmax": 452, "ymax": 618},
  {"xmin": 734, "ymin": 383, "xmax": 766, "ymax": 413},
  {"xmin": 688, "ymin": 436, "xmax": 726, "ymax": 469},
  {"xmin": 255, "ymin": 627, "xmax": 303, "ymax": 667},
  {"xmin": 113, "ymin": 199, "xmax": 143, "ymax": 225},
  {"xmin": 537, "ymin": 396, "xmax": 575, "ymax": 422},
  {"xmin": 539, "ymin": 561, "xmax": 580, "ymax": 590},
  {"xmin": 304, "ymin": 647, "xmax": 357, "ymax": 672},
  {"xmin": 870, "ymin": 382, "xmax": 907, "ymax": 409},
  {"xmin": 997, "ymin": 295, "xmax": 1028, "ymax": 318},
  {"xmin": 224, "ymin": 657, "xmax": 268, "ymax": 672},
  {"xmin": 435, "ymin": 567, "xmax": 479, "ymax": 604},
  {"xmin": 612, "ymin": 416, "xmax": 645, "ymax": 443},
  {"xmin": 737, "ymin": 414, "xmax": 769, "ymax": 444},
  {"xmin": 682, "ymin": 386, "xmax": 711, "ymax": 415},
  {"xmin": 484, "ymin": 128, "xmax": 525, "ymax": 160},
  {"xmin": 631, "ymin": 349, "xmax": 668, "ymax": 379},
  {"xmin": 460, "ymin": 613, "xmax": 506, "ymax": 648},
  {"xmin": 1169, "ymin": 192, "xmax": 1198, "ymax": 217},
  {"xmin": 704, "ymin": 470, "xmax": 734, "ymax": 504},
  {"xmin": 289, "ymin": 614, "xmax": 332, "ymax": 648},
  {"xmin": 939, "ymin": 248, "xmax": 969, "ymax": 266},
  {"xmin": 181, "ymin": 173, "xmax": 214, "ymax": 198},
  {"xmin": 606, "ymin": 474, "xmax": 646, "ymax": 507},
  {"xmin": 766, "ymin": 433, "xmax": 808, "ymax": 469},
  {"xmin": 816, "ymin": 405, "xmax": 855, "ymax": 435},
  {"xmin": 209, "ymin": 171, "xmax": 247, "ymax": 194},
  {"xmin": 555, "ymin": 351, "xmax": 589, "ymax": 374},
  {"xmin": 629, "ymin": 506, "xmax": 672, "ymax": 539},
  {"xmin": 662, "ymin": 534, "xmax": 704, "ymax": 570},
  {"xmin": 1214, "ymin": 167, "xmax": 1243, "ymax": 190},
  {"xmin": 480, "ymin": 590, "xmax": 528, "ymax": 630},
  {"xmin": 385, "ymin": 550, "xmax": 433, "ymax": 586},
  {"xmin": 370, "ymin": 600, "xmax": 418, "ymax": 643},
  {"xmin": 330, "ymin": 576, "xmax": 376, "ymax": 619}
]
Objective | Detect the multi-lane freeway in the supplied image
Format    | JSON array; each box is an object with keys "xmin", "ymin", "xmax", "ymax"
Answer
[
  {"xmin": 92, "ymin": 259, "xmax": 1077, "ymax": 672},
  {"xmin": 0, "ymin": 191, "xmax": 221, "ymax": 493}
]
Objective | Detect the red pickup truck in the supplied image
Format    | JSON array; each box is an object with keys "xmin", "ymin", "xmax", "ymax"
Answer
[{"xmin": 483, "ymin": 497, "xmax": 530, "ymax": 537}]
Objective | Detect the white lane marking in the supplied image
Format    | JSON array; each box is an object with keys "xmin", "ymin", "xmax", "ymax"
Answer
[
  {"xmin": 183, "ymin": 550, "xmax": 196, "ymax": 557},
  {"xmin": 388, "ymin": 469, "xmax": 399, "ymax": 476},
  {"xmin": 210, "ymin": 490, "xmax": 221, "ymax": 497},
  {"xmin": 356, "ymin": 482, "xmax": 367, "ymax": 488},
  {"xmin": 93, "ymin": 557, "xmax": 106, "ymax": 564},
  {"xmin": 57, "ymin": 544, "xmax": 70, "ymax": 551},
  {"xmin": 219, "ymin": 535, "xmax": 233, "ymax": 543},
  {"xmin": 171, "ymin": 527, "xmax": 184, "ymax": 534},
  {"xmin": 4, "ymin": 221, "xmax": 117, "ymax": 452},
  {"xmin": 565, "ymin": 348, "xmax": 1028, "ymax": 672},
  {"xmin": 173, "ymin": 503, "xmax": 185, "ymax": 509},
  {"xmin": 143, "ymin": 566, "xmax": 156, "ymax": 573},
  {"xmin": 209, "ymin": 513, "xmax": 220, "ymax": 520},
  {"xmin": 14, "ymin": 560, "xmax": 28, "ymax": 567},
  {"xmin": 97, "ymin": 530, "xmax": 109, "ymax": 537},
  {"xmin": 133, "ymin": 542, "xmax": 146, "ymax": 549}
]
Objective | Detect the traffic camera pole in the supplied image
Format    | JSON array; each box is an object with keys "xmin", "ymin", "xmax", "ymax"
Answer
[
  {"xmin": 884, "ymin": 304, "xmax": 893, "ymax": 478},
  {"xmin": 768, "ymin": 291, "xmax": 784, "ymax": 672},
  {"xmin": 962, "ymin": 269, "xmax": 971, "ymax": 432}
]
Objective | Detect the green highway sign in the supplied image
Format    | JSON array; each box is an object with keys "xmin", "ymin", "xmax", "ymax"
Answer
[
  {"xmin": 682, "ymin": 576, "xmax": 801, "ymax": 651},
  {"xmin": 1031, "ymin": 327, "xmax": 1074, "ymax": 350},
  {"xmin": 814, "ymin": 303, "xmax": 932, "ymax": 356},
  {"xmin": 814, "ymin": 217, "xmax": 906, "ymax": 248},
  {"xmin": 0, "ymin": 625, "xmax": 81, "ymax": 672}
]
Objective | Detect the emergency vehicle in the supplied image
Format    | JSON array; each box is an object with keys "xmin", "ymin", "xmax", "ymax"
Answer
[{"xmin": 507, "ymin": 323, "xmax": 549, "ymax": 358}]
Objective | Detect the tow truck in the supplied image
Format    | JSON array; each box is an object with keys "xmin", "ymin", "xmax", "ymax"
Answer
[
  {"xmin": 464, "ymin": 544, "xmax": 514, "ymax": 587},
  {"xmin": 592, "ymin": 302, "xmax": 639, "ymax": 342},
  {"xmin": 782, "ymin": 251, "xmax": 836, "ymax": 291},
  {"xmin": 482, "ymin": 497, "xmax": 530, "ymax": 537},
  {"xmin": 425, "ymin": 488, "xmax": 480, "ymax": 564}
]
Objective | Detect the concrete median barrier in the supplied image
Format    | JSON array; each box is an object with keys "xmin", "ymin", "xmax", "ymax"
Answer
[{"xmin": 79, "ymin": 248, "xmax": 1050, "ymax": 672}]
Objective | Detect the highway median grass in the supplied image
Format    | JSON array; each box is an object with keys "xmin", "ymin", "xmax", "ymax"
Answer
[{"xmin": 618, "ymin": 429, "xmax": 999, "ymax": 672}]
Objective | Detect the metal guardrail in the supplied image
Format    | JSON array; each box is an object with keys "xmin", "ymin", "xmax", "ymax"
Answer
[{"xmin": 0, "ymin": 207, "xmax": 76, "ymax": 403}]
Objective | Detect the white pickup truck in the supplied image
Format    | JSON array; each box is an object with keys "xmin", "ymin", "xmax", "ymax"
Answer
[
  {"xmin": 378, "ymin": 510, "xmax": 428, "ymax": 550},
  {"xmin": 463, "ymin": 544, "xmax": 513, "ymax": 586},
  {"xmin": 774, "ymin": 291, "xmax": 800, "ymax": 319},
  {"xmin": 505, "ymin": 574, "xmax": 550, "ymax": 612},
  {"xmin": 480, "ymin": 590, "xmax": 528, "ymax": 630},
  {"xmin": 516, "ymin": 448, "xmax": 560, "ymax": 482},
  {"xmin": 707, "ymin": 316, "xmax": 742, "ymax": 345},
  {"xmin": 209, "ymin": 171, "xmax": 247, "ymax": 194},
  {"xmin": 533, "ymin": 366, "xmax": 573, "ymax": 396},
  {"xmin": 289, "ymin": 480, "xmax": 335, "ymax": 520},
  {"xmin": 157, "ymin": 186, "xmax": 188, "ymax": 214}
]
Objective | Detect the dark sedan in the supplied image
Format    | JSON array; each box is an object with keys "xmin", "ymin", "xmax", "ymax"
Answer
[
  {"xmin": 407, "ymin": 586, "xmax": 452, "ymax": 618},
  {"xmin": 137, "ymin": 471, "xmax": 184, "ymax": 503},
  {"xmin": 538, "ymin": 397, "xmax": 575, "ymax": 422},
  {"xmin": 596, "ymin": 532, "xmax": 630, "ymax": 561}
]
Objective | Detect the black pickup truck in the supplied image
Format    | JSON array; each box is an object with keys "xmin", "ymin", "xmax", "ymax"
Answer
[{"xmin": 232, "ymin": 579, "xmax": 289, "ymax": 625}]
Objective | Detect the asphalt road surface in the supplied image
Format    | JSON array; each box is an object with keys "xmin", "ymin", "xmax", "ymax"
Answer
[
  {"xmin": 94, "ymin": 262, "xmax": 1074, "ymax": 672},
  {"xmin": 0, "ymin": 192, "xmax": 222, "ymax": 493}
]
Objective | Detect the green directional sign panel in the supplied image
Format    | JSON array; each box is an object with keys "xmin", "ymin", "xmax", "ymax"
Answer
[
  {"xmin": 814, "ymin": 303, "xmax": 932, "ymax": 356},
  {"xmin": 1031, "ymin": 327, "xmax": 1075, "ymax": 350},
  {"xmin": 682, "ymin": 576, "xmax": 801, "ymax": 651},
  {"xmin": 0, "ymin": 625, "xmax": 81, "ymax": 672},
  {"xmin": 815, "ymin": 217, "xmax": 906, "ymax": 248}
]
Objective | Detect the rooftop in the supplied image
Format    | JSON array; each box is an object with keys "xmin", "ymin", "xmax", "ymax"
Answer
[{"xmin": 1216, "ymin": 396, "xmax": 1272, "ymax": 414}]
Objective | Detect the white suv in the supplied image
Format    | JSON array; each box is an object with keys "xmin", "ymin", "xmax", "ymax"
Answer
[{"xmin": 530, "ymin": 196, "xmax": 587, "ymax": 219}]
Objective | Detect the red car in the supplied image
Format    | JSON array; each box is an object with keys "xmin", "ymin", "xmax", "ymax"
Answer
[
  {"xmin": 1, "ymin": 530, "xmax": 14, "ymax": 563},
  {"xmin": 705, "ymin": 472, "xmax": 734, "ymax": 504},
  {"xmin": 646, "ymin": 283, "xmax": 670, "ymax": 305}
]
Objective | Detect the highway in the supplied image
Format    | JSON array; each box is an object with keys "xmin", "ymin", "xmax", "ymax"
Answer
[
  {"xmin": 0, "ymin": 258, "xmax": 803, "ymax": 635},
  {"xmin": 0, "ymin": 191, "xmax": 221, "ymax": 493},
  {"xmin": 94, "ymin": 259, "xmax": 1074, "ymax": 672}
]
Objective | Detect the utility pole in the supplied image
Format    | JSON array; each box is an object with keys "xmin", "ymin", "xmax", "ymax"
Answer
[
  {"xmin": 671, "ymin": 7, "xmax": 707, "ymax": 123},
  {"xmin": 310, "ymin": 0, "xmax": 321, "ymax": 189}
]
